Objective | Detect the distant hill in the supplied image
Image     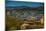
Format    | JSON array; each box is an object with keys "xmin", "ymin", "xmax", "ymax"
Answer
[{"xmin": 6, "ymin": 6, "xmax": 44, "ymax": 11}]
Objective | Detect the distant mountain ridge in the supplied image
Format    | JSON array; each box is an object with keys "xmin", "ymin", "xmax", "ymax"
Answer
[
  {"xmin": 6, "ymin": 6, "xmax": 32, "ymax": 8},
  {"xmin": 6, "ymin": 6, "xmax": 44, "ymax": 11}
]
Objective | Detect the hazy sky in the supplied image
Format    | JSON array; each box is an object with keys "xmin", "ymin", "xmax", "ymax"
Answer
[{"xmin": 6, "ymin": 0, "xmax": 44, "ymax": 7}]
